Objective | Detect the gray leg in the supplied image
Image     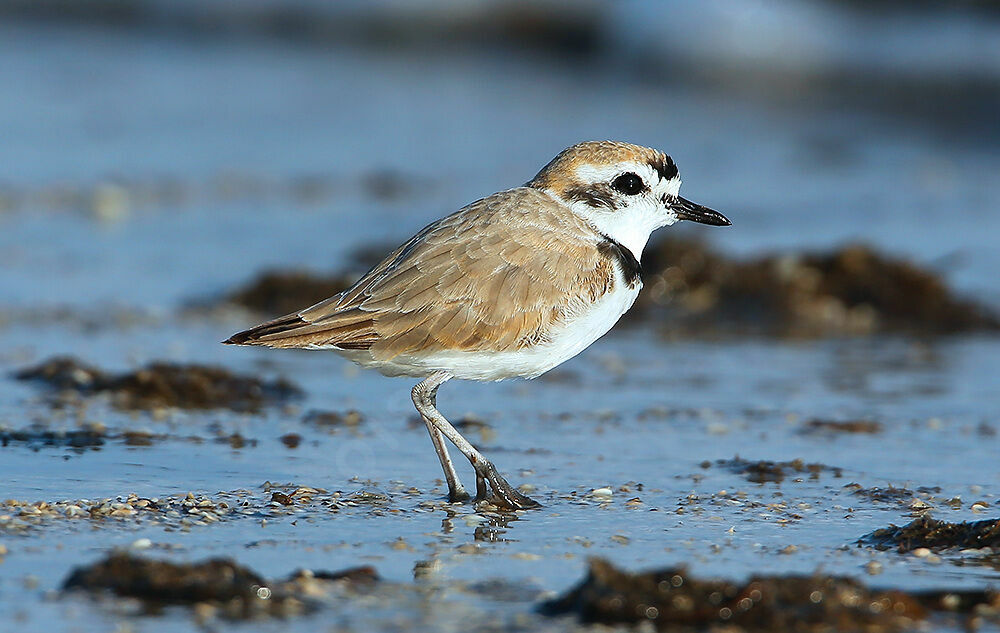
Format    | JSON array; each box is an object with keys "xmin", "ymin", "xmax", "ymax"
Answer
[
  {"xmin": 412, "ymin": 378, "xmax": 469, "ymax": 502},
  {"xmin": 412, "ymin": 371, "xmax": 539, "ymax": 510},
  {"xmin": 475, "ymin": 470, "xmax": 488, "ymax": 501}
]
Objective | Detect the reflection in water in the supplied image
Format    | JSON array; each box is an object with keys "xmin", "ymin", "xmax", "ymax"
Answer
[
  {"xmin": 415, "ymin": 507, "xmax": 521, "ymax": 588},
  {"xmin": 474, "ymin": 512, "xmax": 518, "ymax": 543},
  {"xmin": 438, "ymin": 504, "xmax": 519, "ymax": 543}
]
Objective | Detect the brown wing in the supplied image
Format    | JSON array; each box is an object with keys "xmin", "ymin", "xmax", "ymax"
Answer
[{"xmin": 224, "ymin": 188, "xmax": 616, "ymax": 361}]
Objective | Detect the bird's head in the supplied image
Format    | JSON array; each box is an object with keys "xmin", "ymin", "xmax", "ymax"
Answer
[{"xmin": 528, "ymin": 141, "xmax": 730, "ymax": 258}]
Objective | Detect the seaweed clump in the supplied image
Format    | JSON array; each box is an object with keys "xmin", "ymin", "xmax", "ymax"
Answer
[
  {"xmin": 847, "ymin": 484, "xmax": 918, "ymax": 504},
  {"xmin": 636, "ymin": 237, "xmax": 1000, "ymax": 337},
  {"xmin": 301, "ymin": 409, "xmax": 365, "ymax": 430},
  {"xmin": 15, "ymin": 356, "xmax": 301, "ymax": 413},
  {"xmin": 1, "ymin": 425, "xmax": 108, "ymax": 451},
  {"xmin": 800, "ymin": 419, "xmax": 883, "ymax": 434},
  {"xmin": 64, "ymin": 552, "xmax": 271, "ymax": 607},
  {"xmin": 542, "ymin": 558, "xmax": 999, "ymax": 631},
  {"xmin": 221, "ymin": 240, "xmax": 407, "ymax": 315},
  {"xmin": 63, "ymin": 552, "xmax": 378, "ymax": 620},
  {"xmin": 860, "ymin": 515, "xmax": 1000, "ymax": 552},
  {"xmin": 714, "ymin": 457, "xmax": 843, "ymax": 484},
  {"xmin": 225, "ymin": 270, "xmax": 356, "ymax": 315}
]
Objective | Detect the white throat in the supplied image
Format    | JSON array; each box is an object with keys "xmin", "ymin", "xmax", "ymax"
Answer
[
  {"xmin": 584, "ymin": 211, "xmax": 672, "ymax": 261},
  {"xmin": 552, "ymin": 162, "xmax": 683, "ymax": 262}
]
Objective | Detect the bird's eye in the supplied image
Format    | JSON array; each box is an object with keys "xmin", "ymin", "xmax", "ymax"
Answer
[{"xmin": 611, "ymin": 172, "xmax": 645, "ymax": 196}]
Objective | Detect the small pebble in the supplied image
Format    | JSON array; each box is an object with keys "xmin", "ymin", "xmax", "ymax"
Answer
[
  {"xmin": 864, "ymin": 561, "xmax": 883, "ymax": 575},
  {"xmin": 390, "ymin": 538, "xmax": 412, "ymax": 551},
  {"xmin": 942, "ymin": 594, "xmax": 962, "ymax": 610}
]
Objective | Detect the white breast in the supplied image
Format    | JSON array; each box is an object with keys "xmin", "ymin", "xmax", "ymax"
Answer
[{"xmin": 519, "ymin": 281, "xmax": 641, "ymax": 378}]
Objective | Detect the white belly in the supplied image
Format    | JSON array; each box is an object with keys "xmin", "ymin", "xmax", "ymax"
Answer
[{"xmin": 339, "ymin": 283, "xmax": 641, "ymax": 381}]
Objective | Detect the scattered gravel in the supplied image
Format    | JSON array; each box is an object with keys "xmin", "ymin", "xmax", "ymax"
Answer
[
  {"xmin": 0, "ymin": 492, "xmax": 238, "ymax": 534},
  {"xmin": 0, "ymin": 482, "xmax": 450, "ymax": 535}
]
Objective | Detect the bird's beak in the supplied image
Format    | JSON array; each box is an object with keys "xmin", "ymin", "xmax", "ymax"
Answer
[{"xmin": 671, "ymin": 196, "xmax": 731, "ymax": 226}]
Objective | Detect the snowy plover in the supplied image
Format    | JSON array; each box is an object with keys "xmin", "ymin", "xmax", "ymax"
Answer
[{"xmin": 225, "ymin": 141, "xmax": 730, "ymax": 509}]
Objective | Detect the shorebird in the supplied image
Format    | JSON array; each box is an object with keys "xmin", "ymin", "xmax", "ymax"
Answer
[{"xmin": 225, "ymin": 141, "xmax": 730, "ymax": 509}]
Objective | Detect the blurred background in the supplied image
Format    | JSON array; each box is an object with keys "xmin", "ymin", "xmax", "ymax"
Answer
[
  {"xmin": 1, "ymin": 0, "xmax": 998, "ymax": 319},
  {"xmin": 1, "ymin": 2, "xmax": 999, "ymax": 631}
]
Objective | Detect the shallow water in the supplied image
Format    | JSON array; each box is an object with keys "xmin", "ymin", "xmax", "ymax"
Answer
[{"xmin": 1, "ymin": 8, "xmax": 999, "ymax": 632}]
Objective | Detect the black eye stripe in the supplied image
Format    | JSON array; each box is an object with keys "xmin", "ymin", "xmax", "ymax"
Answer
[
  {"xmin": 611, "ymin": 172, "xmax": 645, "ymax": 196},
  {"xmin": 565, "ymin": 184, "xmax": 617, "ymax": 210}
]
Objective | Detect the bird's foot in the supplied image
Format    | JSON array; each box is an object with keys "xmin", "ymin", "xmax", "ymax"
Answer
[
  {"xmin": 447, "ymin": 486, "xmax": 471, "ymax": 503},
  {"xmin": 473, "ymin": 461, "xmax": 541, "ymax": 510}
]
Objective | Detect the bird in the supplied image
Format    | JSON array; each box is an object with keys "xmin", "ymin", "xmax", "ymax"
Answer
[{"xmin": 224, "ymin": 141, "xmax": 730, "ymax": 510}]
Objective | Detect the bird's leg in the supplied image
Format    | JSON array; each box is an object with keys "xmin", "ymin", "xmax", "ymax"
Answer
[
  {"xmin": 412, "ymin": 376, "xmax": 469, "ymax": 502},
  {"xmin": 475, "ymin": 470, "xmax": 488, "ymax": 502},
  {"xmin": 414, "ymin": 371, "xmax": 540, "ymax": 511},
  {"xmin": 425, "ymin": 419, "xmax": 471, "ymax": 502}
]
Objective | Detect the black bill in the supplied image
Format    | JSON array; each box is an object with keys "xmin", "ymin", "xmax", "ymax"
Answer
[{"xmin": 672, "ymin": 196, "xmax": 731, "ymax": 226}]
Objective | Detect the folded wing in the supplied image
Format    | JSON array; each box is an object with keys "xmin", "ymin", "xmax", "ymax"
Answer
[{"xmin": 224, "ymin": 188, "xmax": 616, "ymax": 361}]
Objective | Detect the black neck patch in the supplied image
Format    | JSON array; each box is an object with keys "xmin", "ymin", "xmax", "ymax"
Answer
[{"xmin": 598, "ymin": 235, "xmax": 642, "ymax": 287}]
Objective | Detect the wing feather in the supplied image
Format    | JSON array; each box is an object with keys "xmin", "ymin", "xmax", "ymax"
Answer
[{"xmin": 224, "ymin": 187, "xmax": 619, "ymax": 360}]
